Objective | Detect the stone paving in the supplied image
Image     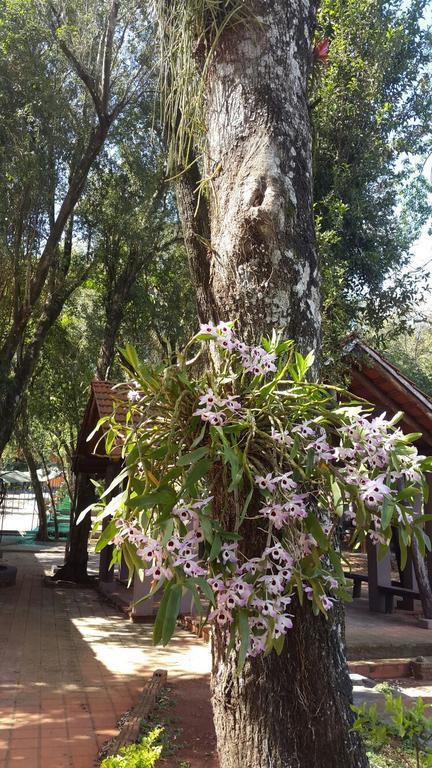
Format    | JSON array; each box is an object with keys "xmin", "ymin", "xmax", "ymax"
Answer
[
  {"xmin": 0, "ymin": 548, "xmax": 211, "ymax": 768},
  {"xmin": 3, "ymin": 545, "xmax": 432, "ymax": 768},
  {"xmin": 346, "ymin": 591, "xmax": 432, "ymax": 660}
]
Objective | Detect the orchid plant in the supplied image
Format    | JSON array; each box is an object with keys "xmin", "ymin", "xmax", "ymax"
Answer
[{"xmin": 84, "ymin": 322, "xmax": 432, "ymax": 668}]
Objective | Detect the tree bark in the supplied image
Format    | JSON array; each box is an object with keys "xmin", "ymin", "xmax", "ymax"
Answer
[
  {"xmin": 411, "ymin": 535, "xmax": 432, "ymax": 620},
  {"xmin": 21, "ymin": 442, "xmax": 48, "ymax": 542},
  {"xmin": 169, "ymin": 1, "xmax": 368, "ymax": 765},
  {"xmin": 0, "ymin": 275, "xmax": 89, "ymax": 457},
  {"xmin": 51, "ymin": 472, "xmax": 95, "ymax": 582},
  {"xmin": 212, "ymin": 604, "xmax": 363, "ymax": 768}
]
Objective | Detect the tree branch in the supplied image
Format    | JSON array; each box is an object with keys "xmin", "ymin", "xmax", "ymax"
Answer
[{"xmin": 47, "ymin": 2, "xmax": 103, "ymax": 121}]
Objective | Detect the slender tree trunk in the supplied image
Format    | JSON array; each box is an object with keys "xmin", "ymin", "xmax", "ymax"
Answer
[
  {"xmin": 96, "ymin": 302, "xmax": 124, "ymax": 380},
  {"xmin": 21, "ymin": 443, "xmax": 48, "ymax": 542},
  {"xmin": 412, "ymin": 535, "xmax": 432, "ymax": 619},
  {"xmin": 61, "ymin": 296, "xmax": 124, "ymax": 580},
  {"xmin": 0, "ymin": 271, "xmax": 91, "ymax": 457},
  {"xmin": 171, "ymin": 1, "xmax": 368, "ymax": 765},
  {"xmin": 40, "ymin": 453, "xmax": 59, "ymax": 540},
  {"xmin": 55, "ymin": 248, "xmax": 144, "ymax": 579}
]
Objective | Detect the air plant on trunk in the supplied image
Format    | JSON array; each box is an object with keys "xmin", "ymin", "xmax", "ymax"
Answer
[{"xmin": 84, "ymin": 325, "xmax": 432, "ymax": 670}]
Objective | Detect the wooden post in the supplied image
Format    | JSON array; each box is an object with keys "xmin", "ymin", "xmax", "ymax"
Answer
[
  {"xmin": 367, "ymin": 535, "xmax": 391, "ymax": 612},
  {"xmin": 398, "ymin": 547, "xmax": 418, "ymax": 610},
  {"xmin": 98, "ymin": 463, "xmax": 118, "ymax": 583},
  {"xmin": 425, "ymin": 475, "xmax": 432, "ymax": 584}
]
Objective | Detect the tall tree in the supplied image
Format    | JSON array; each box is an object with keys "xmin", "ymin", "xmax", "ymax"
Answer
[
  {"xmin": 383, "ymin": 316, "xmax": 432, "ymax": 397},
  {"xmin": 14, "ymin": 398, "xmax": 49, "ymax": 541},
  {"xmin": 313, "ymin": 0, "xmax": 432, "ymax": 351},
  {"xmin": 45, "ymin": 128, "xmax": 193, "ymax": 581},
  {"xmin": 0, "ymin": 0, "xmax": 149, "ymax": 456},
  {"xmin": 156, "ymin": 1, "xmax": 367, "ymax": 766}
]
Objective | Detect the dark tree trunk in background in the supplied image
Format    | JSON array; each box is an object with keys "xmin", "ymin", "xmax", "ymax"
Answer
[
  {"xmin": 53, "ymin": 473, "xmax": 95, "ymax": 582},
  {"xmin": 412, "ymin": 535, "xmax": 432, "ymax": 620},
  {"xmin": 172, "ymin": 1, "xmax": 368, "ymax": 765},
  {"xmin": 55, "ymin": 284, "xmax": 130, "ymax": 581},
  {"xmin": 21, "ymin": 442, "xmax": 48, "ymax": 542},
  {"xmin": 0, "ymin": 122, "xmax": 110, "ymax": 458},
  {"xmin": 15, "ymin": 407, "xmax": 49, "ymax": 542}
]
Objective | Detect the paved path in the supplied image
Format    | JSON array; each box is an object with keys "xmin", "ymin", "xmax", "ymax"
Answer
[
  {"xmin": 3, "ymin": 546, "xmax": 432, "ymax": 768},
  {"xmin": 0, "ymin": 548, "xmax": 211, "ymax": 768}
]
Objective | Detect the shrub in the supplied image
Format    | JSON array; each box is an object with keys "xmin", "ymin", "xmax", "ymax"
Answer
[{"xmin": 353, "ymin": 694, "xmax": 432, "ymax": 768}]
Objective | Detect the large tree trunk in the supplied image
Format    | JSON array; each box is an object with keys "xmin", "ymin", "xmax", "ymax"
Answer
[
  {"xmin": 172, "ymin": 1, "xmax": 368, "ymax": 765},
  {"xmin": 212, "ymin": 605, "xmax": 361, "ymax": 768}
]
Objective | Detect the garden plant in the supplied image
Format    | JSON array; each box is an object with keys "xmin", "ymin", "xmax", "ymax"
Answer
[
  {"xmin": 353, "ymin": 693, "xmax": 432, "ymax": 768},
  {"xmin": 84, "ymin": 322, "xmax": 432, "ymax": 665}
]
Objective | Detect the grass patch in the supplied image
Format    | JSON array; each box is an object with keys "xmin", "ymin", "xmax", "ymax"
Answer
[
  {"xmin": 140, "ymin": 687, "xmax": 183, "ymax": 758},
  {"xmin": 100, "ymin": 686, "xmax": 182, "ymax": 767},
  {"xmin": 368, "ymin": 744, "xmax": 422, "ymax": 767},
  {"xmin": 100, "ymin": 728, "xmax": 163, "ymax": 768}
]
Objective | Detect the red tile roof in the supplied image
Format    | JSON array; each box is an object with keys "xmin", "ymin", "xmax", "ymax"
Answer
[
  {"xmin": 73, "ymin": 380, "xmax": 133, "ymax": 474},
  {"xmin": 91, "ymin": 380, "xmax": 130, "ymax": 420}
]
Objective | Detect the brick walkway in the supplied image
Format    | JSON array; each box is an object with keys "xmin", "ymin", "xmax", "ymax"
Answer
[{"xmin": 0, "ymin": 548, "xmax": 211, "ymax": 768}]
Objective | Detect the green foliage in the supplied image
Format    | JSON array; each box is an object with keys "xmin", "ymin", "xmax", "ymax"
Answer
[
  {"xmin": 0, "ymin": 0, "xmax": 194, "ymax": 469},
  {"xmin": 313, "ymin": 0, "xmax": 432, "ymax": 351},
  {"xmin": 24, "ymin": 286, "xmax": 104, "ymax": 466},
  {"xmin": 381, "ymin": 318, "xmax": 432, "ymax": 398},
  {"xmin": 353, "ymin": 694, "xmax": 432, "ymax": 768},
  {"xmin": 100, "ymin": 728, "xmax": 163, "ymax": 768}
]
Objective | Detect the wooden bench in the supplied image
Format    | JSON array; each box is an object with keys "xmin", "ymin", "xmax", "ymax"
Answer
[
  {"xmin": 378, "ymin": 585, "xmax": 420, "ymax": 614},
  {"xmin": 344, "ymin": 572, "xmax": 368, "ymax": 598}
]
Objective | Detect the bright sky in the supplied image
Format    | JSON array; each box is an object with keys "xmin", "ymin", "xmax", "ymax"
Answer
[
  {"xmin": 409, "ymin": 156, "xmax": 432, "ymax": 310},
  {"xmin": 401, "ymin": 1, "xmax": 432, "ymax": 310}
]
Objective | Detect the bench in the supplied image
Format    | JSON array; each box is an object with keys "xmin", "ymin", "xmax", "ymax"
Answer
[
  {"xmin": 344, "ymin": 572, "xmax": 368, "ymax": 598},
  {"xmin": 378, "ymin": 584, "xmax": 420, "ymax": 614}
]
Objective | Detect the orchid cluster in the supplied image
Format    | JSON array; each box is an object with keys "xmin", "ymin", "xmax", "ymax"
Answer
[
  {"xmin": 91, "ymin": 323, "xmax": 432, "ymax": 667},
  {"xmin": 200, "ymin": 321, "xmax": 277, "ymax": 374}
]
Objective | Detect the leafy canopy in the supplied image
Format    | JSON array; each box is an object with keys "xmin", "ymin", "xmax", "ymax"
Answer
[{"xmin": 313, "ymin": 0, "xmax": 432, "ymax": 347}]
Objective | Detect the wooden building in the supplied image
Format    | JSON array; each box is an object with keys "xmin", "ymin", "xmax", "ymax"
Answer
[
  {"xmin": 73, "ymin": 380, "xmax": 191, "ymax": 621},
  {"xmin": 347, "ymin": 337, "xmax": 432, "ymax": 618}
]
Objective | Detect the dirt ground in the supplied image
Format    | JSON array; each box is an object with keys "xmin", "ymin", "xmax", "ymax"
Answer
[{"xmin": 159, "ymin": 677, "xmax": 218, "ymax": 768}]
